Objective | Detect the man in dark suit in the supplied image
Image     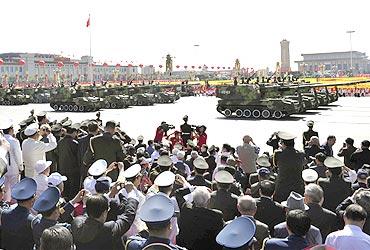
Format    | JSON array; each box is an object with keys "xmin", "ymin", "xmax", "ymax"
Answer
[
  {"xmin": 208, "ymin": 170, "xmax": 239, "ymax": 221},
  {"xmin": 304, "ymin": 183, "xmax": 339, "ymax": 241},
  {"xmin": 318, "ymin": 157, "xmax": 353, "ymax": 212},
  {"xmin": 263, "ymin": 210, "xmax": 310, "ymax": 250},
  {"xmin": 350, "ymin": 140, "xmax": 370, "ymax": 171},
  {"xmin": 175, "ymin": 186, "xmax": 224, "ymax": 250},
  {"xmin": 321, "ymin": 135, "xmax": 336, "ymax": 157},
  {"xmin": 55, "ymin": 126, "xmax": 79, "ymax": 200},
  {"xmin": 337, "ymin": 137, "xmax": 357, "ymax": 169},
  {"xmin": 302, "ymin": 120, "xmax": 319, "ymax": 147},
  {"xmin": 255, "ymin": 180, "xmax": 285, "ymax": 235},
  {"xmin": 1, "ymin": 178, "xmax": 37, "ymax": 250},
  {"xmin": 237, "ymin": 195, "xmax": 270, "ymax": 250},
  {"xmin": 83, "ymin": 121, "xmax": 125, "ymax": 181},
  {"xmin": 77, "ymin": 121, "xmax": 99, "ymax": 185},
  {"xmin": 273, "ymin": 132, "xmax": 306, "ymax": 202},
  {"xmin": 71, "ymin": 193, "xmax": 138, "ymax": 250}
]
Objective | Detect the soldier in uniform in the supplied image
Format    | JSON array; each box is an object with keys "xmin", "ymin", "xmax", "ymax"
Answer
[
  {"xmin": 216, "ymin": 216, "xmax": 256, "ymax": 250},
  {"xmin": 126, "ymin": 194, "xmax": 186, "ymax": 250},
  {"xmin": 273, "ymin": 132, "xmax": 306, "ymax": 202},
  {"xmin": 303, "ymin": 120, "xmax": 319, "ymax": 147},
  {"xmin": 1, "ymin": 178, "xmax": 37, "ymax": 250},
  {"xmin": 32, "ymin": 186, "xmax": 84, "ymax": 248},
  {"xmin": 149, "ymin": 155, "xmax": 173, "ymax": 183},
  {"xmin": 180, "ymin": 115, "xmax": 192, "ymax": 146},
  {"xmin": 188, "ymin": 157, "xmax": 212, "ymax": 188},
  {"xmin": 208, "ymin": 170, "xmax": 240, "ymax": 221},
  {"xmin": 83, "ymin": 120, "xmax": 124, "ymax": 181},
  {"xmin": 0, "ymin": 177, "xmax": 10, "ymax": 246}
]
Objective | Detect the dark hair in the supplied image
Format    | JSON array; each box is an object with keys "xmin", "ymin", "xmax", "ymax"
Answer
[
  {"xmin": 40, "ymin": 225, "xmax": 73, "ymax": 250},
  {"xmin": 362, "ymin": 140, "xmax": 370, "ymax": 148},
  {"xmin": 86, "ymin": 194, "xmax": 109, "ymax": 218},
  {"xmin": 37, "ymin": 116, "xmax": 46, "ymax": 123},
  {"xmin": 345, "ymin": 138, "xmax": 354, "ymax": 146},
  {"xmin": 65, "ymin": 127, "xmax": 76, "ymax": 134},
  {"xmin": 41, "ymin": 206, "xmax": 58, "ymax": 218},
  {"xmin": 158, "ymin": 185, "xmax": 173, "ymax": 194},
  {"xmin": 148, "ymin": 140, "xmax": 154, "ymax": 145},
  {"xmin": 281, "ymin": 139, "xmax": 295, "ymax": 147},
  {"xmin": 329, "ymin": 167, "xmax": 342, "ymax": 176},
  {"xmin": 260, "ymin": 180, "xmax": 275, "ymax": 197},
  {"xmin": 222, "ymin": 144, "xmax": 232, "ymax": 152},
  {"xmin": 105, "ymin": 121, "xmax": 116, "ymax": 129},
  {"xmin": 88, "ymin": 122, "xmax": 98, "ymax": 133},
  {"xmin": 146, "ymin": 220, "xmax": 171, "ymax": 231},
  {"xmin": 327, "ymin": 135, "xmax": 336, "ymax": 141},
  {"xmin": 217, "ymin": 182, "xmax": 231, "ymax": 190},
  {"xmin": 154, "ymin": 144, "xmax": 161, "ymax": 151},
  {"xmin": 195, "ymin": 168, "xmax": 206, "ymax": 175},
  {"xmin": 286, "ymin": 210, "xmax": 311, "ymax": 237},
  {"xmin": 315, "ymin": 152, "xmax": 326, "ymax": 163},
  {"xmin": 345, "ymin": 204, "xmax": 367, "ymax": 221},
  {"xmin": 2, "ymin": 127, "xmax": 12, "ymax": 134}
]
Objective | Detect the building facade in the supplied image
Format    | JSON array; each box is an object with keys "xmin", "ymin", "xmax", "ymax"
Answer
[
  {"xmin": 280, "ymin": 39, "xmax": 291, "ymax": 73},
  {"xmin": 0, "ymin": 52, "xmax": 140, "ymax": 83},
  {"xmin": 295, "ymin": 51, "xmax": 370, "ymax": 73}
]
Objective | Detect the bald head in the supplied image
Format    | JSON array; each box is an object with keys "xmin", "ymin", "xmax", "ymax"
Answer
[{"xmin": 237, "ymin": 195, "xmax": 257, "ymax": 216}]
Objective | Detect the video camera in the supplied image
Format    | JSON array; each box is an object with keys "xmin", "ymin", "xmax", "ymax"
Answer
[
  {"xmin": 161, "ymin": 122, "xmax": 175, "ymax": 132},
  {"xmin": 191, "ymin": 125, "xmax": 205, "ymax": 133}
]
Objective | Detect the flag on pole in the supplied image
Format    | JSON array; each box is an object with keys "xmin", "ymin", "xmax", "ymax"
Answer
[{"xmin": 86, "ymin": 14, "xmax": 90, "ymax": 28}]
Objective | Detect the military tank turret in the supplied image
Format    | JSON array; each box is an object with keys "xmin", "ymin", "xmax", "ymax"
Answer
[{"xmin": 216, "ymin": 84, "xmax": 300, "ymax": 119}]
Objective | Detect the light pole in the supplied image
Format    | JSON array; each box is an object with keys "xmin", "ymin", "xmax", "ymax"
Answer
[{"xmin": 346, "ymin": 30, "xmax": 355, "ymax": 74}]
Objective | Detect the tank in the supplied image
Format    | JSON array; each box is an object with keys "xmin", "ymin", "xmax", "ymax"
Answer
[
  {"xmin": 49, "ymin": 87, "xmax": 100, "ymax": 112},
  {"xmin": 216, "ymin": 84, "xmax": 300, "ymax": 119},
  {"xmin": 0, "ymin": 89, "xmax": 31, "ymax": 105}
]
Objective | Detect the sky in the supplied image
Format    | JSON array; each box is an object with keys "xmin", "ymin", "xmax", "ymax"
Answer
[{"xmin": 1, "ymin": 0, "xmax": 369, "ymax": 70}]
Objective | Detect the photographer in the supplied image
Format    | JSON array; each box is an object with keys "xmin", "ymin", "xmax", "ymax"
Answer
[
  {"xmin": 154, "ymin": 122, "xmax": 174, "ymax": 143},
  {"xmin": 166, "ymin": 130, "xmax": 183, "ymax": 151},
  {"xmin": 194, "ymin": 125, "xmax": 207, "ymax": 149}
]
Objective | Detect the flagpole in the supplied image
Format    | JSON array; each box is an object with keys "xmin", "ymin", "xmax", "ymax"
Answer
[{"xmin": 88, "ymin": 14, "xmax": 93, "ymax": 84}]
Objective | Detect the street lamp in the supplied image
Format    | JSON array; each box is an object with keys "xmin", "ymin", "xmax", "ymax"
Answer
[{"xmin": 346, "ymin": 30, "xmax": 355, "ymax": 73}]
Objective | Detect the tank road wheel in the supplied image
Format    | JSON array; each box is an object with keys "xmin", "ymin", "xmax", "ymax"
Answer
[
  {"xmin": 62, "ymin": 105, "xmax": 69, "ymax": 111},
  {"xmin": 105, "ymin": 103, "xmax": 111, "ymax": 108},
  {"xmin": 68, "ymin": 105, "xmax": 73, "ymax": 111},
  {"xmin": 235, "ymin": 109, "xmax": 243, "ymax": 118},
  {"xmin": 52, "ymin": 104, "xmax": 59, "ymax": 111},
  {"xmin": 273, "ymin": 111, "xmax": 283, "ymax": 119},
  {"xmin": 252, "ymin": 109, "xmax": 261, "ymax": 118},
  {"xmin": 261, "ymin": 109, "xmax": 271, "ymax": 119},
  {"xmin": 73, "ymin": 105, "xmax": 78, "ymax": 112},
  {"xmin": 111, "ymin": 103, "xmax": 117, "ymax": 108},
  {"xmin": 138, "ymin": 100, "xmax": 143, "ymax": 106},
  {"xmin": 243, "ymin": 109, "xmax": 251, "ymax": 118},
  {"xmin": 224, "ymin": 109, "xmax": 232, "ymax": 117},
  {"xmin": 78, "ymin": 106, "xmax": 85, "ymax": 112}
]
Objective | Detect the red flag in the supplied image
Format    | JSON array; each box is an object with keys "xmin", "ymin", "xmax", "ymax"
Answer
[{"xmin": 86, "ymin": 15, "xmax": 90, "ymax": 28}]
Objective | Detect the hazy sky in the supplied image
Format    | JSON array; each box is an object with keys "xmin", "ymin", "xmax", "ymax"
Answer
[{"xmin": 1, "ymin": 0, "xmax": 369, "ymax": 70}]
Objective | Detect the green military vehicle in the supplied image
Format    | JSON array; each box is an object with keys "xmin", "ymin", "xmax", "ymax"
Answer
[
  {"xmin": 50, "ymin": 87, "xmax": 100, "ymax": 112},
  {"xmin": 0, "ymin": 88, "xmax": 31, "ymax": 105}
]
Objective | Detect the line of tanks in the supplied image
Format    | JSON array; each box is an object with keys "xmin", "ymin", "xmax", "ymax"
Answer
[
  {"xmin": 0, "ymin": 83, "xmax": 198, "ymax": 112},
  {"xmin": 215, "ymin": 80, "xmax": 370, "ymax": 119}
]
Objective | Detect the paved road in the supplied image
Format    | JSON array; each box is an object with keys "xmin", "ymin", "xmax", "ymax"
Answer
[{"xmin": 1, "ymin": 96, "xmax": 369, "ymax": 155}]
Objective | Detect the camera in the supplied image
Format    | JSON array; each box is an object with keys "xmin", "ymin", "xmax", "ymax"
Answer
[{"xmin": 161, "ymin": 123, "xmax": 175, "ymax": 132}]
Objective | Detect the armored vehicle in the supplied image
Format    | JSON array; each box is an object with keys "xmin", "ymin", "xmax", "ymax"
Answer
[
  {"xmin": 0, "ymin": 89, "xmax": 31, "ymax": 105},
  {"xmin": 50, "ymin": 87, "xmax": 100, "ymax": 112},
  {"xmin": 216, "ymin": 84, "xmax": 300, "ymax": 119}
]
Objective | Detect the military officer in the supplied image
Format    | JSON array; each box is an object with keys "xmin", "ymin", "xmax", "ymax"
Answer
[
  {"xmin": 126, "ymin": 194, "xmax": 186, "ymax": 250},
  {"xmin": 273, "ymin": 132, "xmax": 306, "ymax": 202},
  {"xmin": 83, "ymin": 120, "xmax": 124, "ymax": 180},
  {"xmin": 0, "ymin": 177, "xmax": 10, "ymax": 246},
  {"xmin": 216, "ymin": 216, "xmax": 256, "ymax": 250},
  {"xmin": 180, "ymin": 115, "xmax": 192, "ymax": 146},
  {"xmin": 303, "ymin": 120, "xmax": 319, "ymax": 147},
  {"xmin": 188, "ymin": 157, "xmax": 212, "ymax": 188},
  {"xmin": 208, "ymin": 170, "xmax": 240, "ymax": 221},
  {"xmin": 83, "ymin": 159, "xmax": 116, "ymax": 195},
  {"xmin": 32, "ymin": 186, "xmax": 84, "ymax": 248},
  {"xmin": 149, "ymin": 155, "xmax": 173, "ymax": 183},
  {"xmin": 1, "ymin": 178, "xmax": 37, "ymax": 250}
]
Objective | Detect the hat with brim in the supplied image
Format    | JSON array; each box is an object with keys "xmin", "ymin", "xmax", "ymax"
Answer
[
  {"xmin": 154, "ymin": 171, "xmax": 175, "ymax": 187},
  {"xmin": 35, "ymin": 160, "xmax": 52, "ymax": 174},
  {"xmin": 124, "ymin": 164, "xmax": 142, "ymax": 179},
  {"xmin": 36, "ymin": 111, "xmax": 47, "ymax": 117},
  {"xmin": 71, "ymin": 123, "xmax": 81, "ymax": 130},
  {"xmin": 173, "ymin": 143, "xmax": 183, "ymax": 150},
  {"xmin": 139, "ymin": 194, "xmax": 175, "ymax": 223},
  {"xmin": 48, "ymin": 172, "xmax": 68, "ymax": 187},
  {"xmin": 257, "ymin": 167, "xmax": 271, "ymax": 176},
  {"xmin": 0, "ymin": 118, "xmax": 13, "ymax": 130},
  {"xmin": 187, "ymin": 140, "xmax": 196, "ymax": 148},
  {"xmin": 214, "ymin": 170, "xmax": 234, "ymax": 184},
  {"xmin": 281, "ymin": 191, "xmax": 309, "ymax": 210},
  {"xmin": 277, "ymin": 131, "xmax": 296, "ymax": 141},
  {"xmin": 51, "ymin": 123, "xmax": 62, "ymax": 133},
  {"xmin": 324, "ymin": 157, "xmax": 344, "ymax": 169},
  {"xmin": 24, "ymin": 123, "xmax": 39, "ymax": 136},
  {"xmin": 33, "ymin": 187, "xmax": 60, "ymax": 212},
  {"xmin": 216, "ymin": 216, "xmax": 256, "ymax": 248},
  {"xmin": 193, "ymin": 157, "xmax": 209, "ymax": 170},
  {"xmin": 11, "ymin": 178, "xmax": 37, "ymax": 200},
  {"xmin": 256, "ymin": 155, "xmax": 271, "ymax": 167},
  {"xmin": 302, "ymin": 169, "xmax": 319, "ymax": 183},
  {"xmin": 307, "ymin": 120, "xmax": 314, "ymax": 127},
  {"xmin": 157, "ymin": 155, "xmax": 172, "ymax": 167},
  {"xmin": 137, "ymin": 135, "xmax": 144, "ymax": 141},
  {"xmin": 88, "ymin": 159, "xmax": 108, "ymax": 176},
  {"xmin": 62, "ymin": 119, "xmax": 72, "ymax": 128}
]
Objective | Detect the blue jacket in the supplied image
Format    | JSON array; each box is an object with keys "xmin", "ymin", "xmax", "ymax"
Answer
[{"xmin": 264, "ymin": 235, "xmax": 308, "ymax": 250}]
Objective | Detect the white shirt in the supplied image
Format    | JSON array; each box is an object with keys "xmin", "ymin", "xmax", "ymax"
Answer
[
  {"xmin": 124, "ymin": 187, "xmax": 146, "ymax": 237},
  {"xmin": 34, "ymin": 174, "xmax": 49, "ymax": 197},
  {"xmin": 4, "ymin": 134, "xmax": 23, "ymax": 175},
  {"xmin": 22, "ymin": 134, "xmax": 57, "ymax": 178},
  {"xmin": 150, "ymin": 150, "xmax": 160, "ymax": 163},
  {"xmin": 325, "ymin": 224, "xmax": 370, "ymax": 250}
]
